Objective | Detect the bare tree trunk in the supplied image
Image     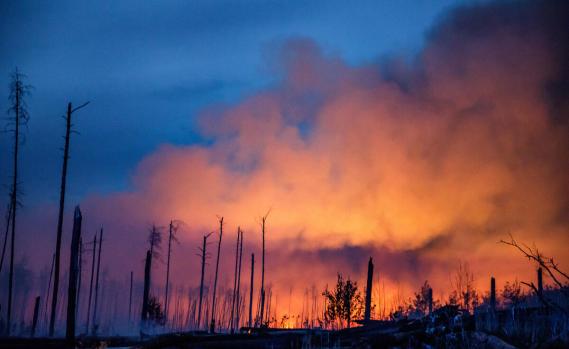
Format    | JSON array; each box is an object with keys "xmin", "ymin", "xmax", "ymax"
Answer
[
  {"xmin": 141, "ymin": 250, "xmax": 151, "ymax": 329},
  {"xmin": 91, "ymin": 227, "xmax": 103, "ymax": 335},
  {"xmin": 537, "ymin": 267, "xmax": 543, "ymax": 295},
  {"xmin": 209, "ymin": 217, "xmax": 223, "ymax": 333},
  {"xmin": 165, "ymin": 221, "xmax": 173, "ymax": 322},
  {"xmin": 490, "ymin": 276, "xmax": 496, "ymax": 312},
  {"xmin": 248, "ymin": 253, "xmax": 254, "ymax": 328},
  {"xmin": 85, "ymin": 233, "xmax": 97, "ymax": 334},
  {"xmin": 76, "ymin": 237, "xmax": 82, "ymax": 319},
  {"xmin": 44, "ymin": 254, "xmax": 55, "ymax": 335},
  {"xmin": 50, "ymin": 101, "xmax": 89, "ymax": 337},
  {"xmin": 7, "ymin": 69, "xmax": 25, "ymax": 336},
  {"xmin": 0, "ymin": 201, "xmax": 12, "ymax": 276},
  {"xmin": 31, "ymin": 296, "xmax": 40, "ymax": 338},
  {"xmin": 197, "ymin": 234, "xmax": 209, "ymax": 330},
  {"xmin": 230, "ymin": 228, "xmax": 240, "ymax": 333},
  {"xmin": 364, "ymin": 257, "xmax": 373, "ymax": 322},
  {"xmin": 235, "ymin": 230, "xmax": 243, "ymax": 331},
  {"xmin": 259, "ymin": 215, "xmax": 268, "ymax": 326},
  {"xmin": 66, "ymin": 206, "xmax": 82, "ymax": 341}
]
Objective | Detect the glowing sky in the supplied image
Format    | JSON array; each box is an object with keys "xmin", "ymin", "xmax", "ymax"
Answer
[{"xmin": 1, "ymin": 0, "xmax": 568, "ymax": 328}]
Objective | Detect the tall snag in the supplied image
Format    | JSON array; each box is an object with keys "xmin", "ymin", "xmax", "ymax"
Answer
[
  {"xmin": 209, "ymin": 217, "xmax": 223, "ymax": 333},
  {"xmin": 235, "ymin": 230, "xmax": 244, "ymax": 330},
  {"xmin": 248, "ymin": 253, "xmax": 255, "ymax": 328},
  {"xmin": 141, "ymin": 250, "xmax": 152, "ymax": 328},
  {"xmin": 197, "ymin": 233, "xmax": 212, "ymax": 330},
  {"xmin": 66, "ymin": 206, "xmax": 82, "ymax": 341},
  {"xmin": 50, "ymin": 100, "xmax": 89, "ymax": 336},
  {"xmin": 259, "ymin": 212, "xmax": 269, "ymax": 326},
  {"xmin": 85, "ymin": 233, "xmax": 97, "ymax": 333},
  {"xmin": 5, "ymin": 68, "xmax": 31, "ymax": 335},
  {"xmin": 230, "ymin": 228, "xmax": 241, "ymax": 332},
  {"xmin": 91, "ymin": 227, "xmax": 103, "ymax": 335},
  {"xmin": 165, "ymin": 220, "xmax": 180, "ymax": 323}
]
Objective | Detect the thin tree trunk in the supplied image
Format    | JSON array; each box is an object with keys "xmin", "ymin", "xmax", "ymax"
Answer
[
  {"xmin": 141, "ymin": 250, "xmax": 151, "ymax": 328},
  {"xmin": 66, "ymin": 206, "xmax": 82, "ymax": 341},
  {"xmin": 91, "ymin": 227, "xmax": 103, "ymax": 335},
  {"xmin": 7, "ymin": 73, "xmax": 21, "ymax": 336},
  {"xmin": 76, "ymin": 236, "xmax": 83, "ymax": 319},
  {"xmin": 259, "ymin": 216, "xmax": 267, "ymax": 326},
  {"xmin": 44, "ymin": 254, "xmax": 55, "ymax": 334},
  {"xmin": 235, "ymin": 230, "xmax": 243, "ymax": 331},
  {"xmin": 248, "ymin": 253, "xmax": 254, "ymax": 328},
  {"xmin": 31, "ymin": 296, "xmax": 40, "ymax": 338},
  {"xmin": 230, "ymin": 228, "xmax": 240, "ymax": 333},
  {"xmin": 0, "ymin": 201, "xmax": 12, "ymax": 276},
  {"xmin": 165, "ymin": 221, "xmax": 173, "ymax": 322},
  {"xmin": 85, "ymin": 233, "xmax": 97, "ymax": 334},
  {"xmin": 209, "ymin": 217, "xmax": 223, "ymax": 333},
  {"xmin": 197, "ymin": 235, "xmax": 208, "ymax": 330},
  {"xmin": 50, "ymin": 103, "xmax": 72, "ymax": 337}
]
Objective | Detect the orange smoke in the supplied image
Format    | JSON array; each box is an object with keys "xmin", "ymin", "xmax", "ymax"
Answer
[{"xmin": 58, "ymin": 0, "xmax": 569, "ymax": 322}]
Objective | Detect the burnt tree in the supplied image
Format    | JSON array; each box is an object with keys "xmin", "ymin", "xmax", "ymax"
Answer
[
  {"xmin": 209, "ymin": 217, "xmax": 223, "ymax": 333},
  {"xmin": 50, "ymin": 100, "xmax": 89, "ymax": 336},
  {"xmin": 66, "ymin": 206, "xmax": 82, "ymax": 341},
  {"xmin": 6, "ymin": 68, "xmax": 31, "ymax": 335}
]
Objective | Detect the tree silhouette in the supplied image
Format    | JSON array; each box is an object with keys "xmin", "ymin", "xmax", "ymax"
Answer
[
  {"xmin": 5, "ymin": 68, "xmax": 31, "ymax": 335},
  {"xmin": 322, "ymin": 274, "xmax": 363, "ymax": 329}
]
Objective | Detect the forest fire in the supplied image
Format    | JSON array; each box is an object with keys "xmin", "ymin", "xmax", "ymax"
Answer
[{"xmin": 0, "ymin": 0, "xmax": 568, "ymax": 348}]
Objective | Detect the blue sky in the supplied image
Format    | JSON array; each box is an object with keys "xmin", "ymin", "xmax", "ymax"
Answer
[{"xmin": 0, "ymin": 0, "xmax": 472, "ymax": 206}]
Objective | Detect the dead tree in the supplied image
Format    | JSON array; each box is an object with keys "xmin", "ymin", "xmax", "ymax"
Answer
[
  {"xmin": 500, "ymin": 235, "xmax": 569, "ymax": 314},
  {"xmin": 141, "ymin": 250, "xmax": 152, "ymax": 328},
  {"xmin": 235, "ymin": 230, "xmax": 244, "ymax": 330},
  {"xmin": 165, "ymin": 220, "xmax": 180, "ymax": 322},
  {"xmin": 209, "ymin": 217, "xmax": 223, "ymax": 333},
  {"xmin": 6, "ymin": 68, "xmax": 31, "ymax": 335},
  {"xmin": 66, "ymin": 206, "xmax": 82, "ymax": 341},
  {"xmin": 43, "ymin": 254, "xmax": 55, "ymax": 334},
  {"xmin": 31, "ymin": 296, "xmax": 40, "ymax": 337},
  {"xmin": 197, "ymin": 233, "xmax": 212, "ymax": 330},
  {"xmin": 259, "ymin": 212, "xmax": 269, "ymax": 326},
  {"xmin": 85, "ymin": 233, "xmax": 97, "ymax": 333},
  {"xmin": 490, "ymin": 277, "xmax": 496, "ymax": 312},
  {"xmin": 0, "ymin": 201, "xmax": 12, "ymax": 275},
  {"xmin": 50, "ymin": 100, "xmax": 89, "ymax": 336},
  {"xmin": 91, "ymin": 227, "xmax": 103, "ymax": 335},
  {"xmin": 76, "ymin": 236, "xmax": 83, "ymax": 319},
  {"xmin": 364, "ymin": 257, "xmax": 373, "ymax": 322},
  {"xmin": 538, "ymin": 267, "xmax": 543, "ymax": 295},
  {"xmin": 230, "ymin": 228, "xmax": 241, "ymax": 332},
  {"xmin": 248, "ymin": 253, "xmax": 255, "ymax": 328}
]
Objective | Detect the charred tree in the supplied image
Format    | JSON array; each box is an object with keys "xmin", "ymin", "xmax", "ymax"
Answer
[
  {"xmin": 44, "ymin": 254, "xmax": 55, "ymax": 333},
  {"xmin": 364, "ymin": 257, "xmax": 373, "ymax": 322},
  {"xmin": 141, "ymin": 250, "xmax": 152, "ymax": 328},
  {"xmin": 197, "ymin": 233, "xmax": 212, "ymax": 330},
  {"xmin": 538, "ymin": 267, "xmax": 543, "ymax": 295},
  {"xmin": 66, "ymin": 206, "xmax": 82, "ymax": 341},
  {"xmin": 6, "ymin": 68, "xmax": 31, "ymax": 335},
  {"xmin": 235, "ymin": 230, "xmax": 244, "ymax": 330},
  {"xmin": 76, "ymin": 236, "xmax": 83, "ymax": 319},
  {"xmin": 259, "ymin": 213, "xmax": 269, "ymax": 326},
  {"xmin": 31, "ymin": 296, "xmax": 40, "ymax": 337},
  {"xmin": 85, "ymin": 233, "xmax": 97, "ymax": 333},
  {"xmin": 230, "ymin": 228, "xmax": 241, "ymax": 332},
  {"xmin": 209, "ymin": 217, "xmax": 223, "ymax": 333},
  {"xmin": 490, "ymin": 276, "xmax": 496, "ymax": 312},
  {"xmin": 91, "ymin": 227, "xmax": 103, "ymax": 335},
  {"xmin": 0, "ymin": 201, "xmax": 12, "ymax": 276},
  {"xmin": 248, "ymin": 253, "xmax": 255, "ymax": 328},
  {"xmin": 50, "ymin": 100, "xmax": 89, "ymax": 336}
]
